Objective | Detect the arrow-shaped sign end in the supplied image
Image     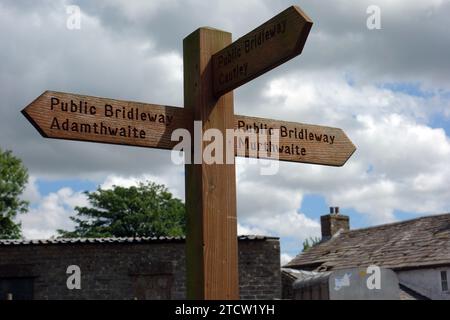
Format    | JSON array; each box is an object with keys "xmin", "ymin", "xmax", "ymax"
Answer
[
  {"xmin": 291, "ymin": 5, "xmax": 314, "ymax": 24},
  {"xmin": 291, "ymin": 5, "xmax": 314, "ymax": 56},
  {"xmin": 337, "ymin": 129, "xmax": 357, "ymax": 167},
  {"xmin": 21, "ymin": 91, "xmax": 51, "ymax": 138}
]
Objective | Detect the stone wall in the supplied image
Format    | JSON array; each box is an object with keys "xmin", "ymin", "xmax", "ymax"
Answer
[
  {"xmin": 238, "ymin": 240, "xmax": 281, "ymax": 299},
  {"xmin": 0, "ymin": 238, "xmax": 280, "ymax": 300}
]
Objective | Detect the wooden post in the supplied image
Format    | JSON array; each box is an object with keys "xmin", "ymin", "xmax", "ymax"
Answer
[
  {"xmin": 21, "ymin": 3, "xmax": 352, "ymax": 301},
  {"xmin": 183, "ymin": 28, "xmax": 239, "ymax": 299}
]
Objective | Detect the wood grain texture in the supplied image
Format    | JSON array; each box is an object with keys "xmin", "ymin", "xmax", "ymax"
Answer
[
  {"xmin": 21, "ymin": 91, "xmax": 191, "ymax": 150},
  {"xmin": 183, "ymin": 28, "xmax": 239, "ymax": 299},
  {"xmin": 234, "ymin": 114, "xmax": 356, "ymax": 166},
  {"xmin": 21, "ymin": 91, "xmax": 356, "ymax": 166},
  {"xmin": 212, "ymin": 5, "xmax": 313, "ymax": 97}
]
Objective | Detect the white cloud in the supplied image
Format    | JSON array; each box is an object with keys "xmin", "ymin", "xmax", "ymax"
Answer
[
  {"xmin": 20, "ymin": 187, "xmax": 89, "ymax": 239},
  {"xmin": 100, "ymin": 171, "xmax": 185, "ymax": 200},
  {"xmin": 21, "ymin": 175, "xmax": 41, "ymax": 203},
  {"xmin": 0, "ymin": 0, "xmax": 185, "ymax": 179},
  {"xmin": 281, "ymin": 253, "xmax": 294, "ymax": 266},
  {"xmin": 237, "ymin": 223, "xmax": 266, "ymax": 236},
  {"xmin": 235, "ymin": 71, "xmax": 450, "ymax": 226},
  {"xmin": 237, "ymin": 162, "xmax": 321, "ymax": 251},
  {"xmin": 247, "ymin": 212, "xmax": 320, "ymax": 239}
]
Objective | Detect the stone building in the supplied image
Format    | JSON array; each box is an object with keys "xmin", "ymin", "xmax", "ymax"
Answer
[
  {"xmin": 0, "ymin": 235, "xmax": 281, "ymax": 300},
  {"xmin": 283, "ymin": 209, "xmax": 450, "ymax": 300}
]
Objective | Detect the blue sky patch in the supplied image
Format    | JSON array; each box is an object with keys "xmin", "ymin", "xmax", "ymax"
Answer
[
  {"xmin": 378, "ymin": 82, "xmax": 434, "ymax": 99},
  {"xmin": 300, "ymin": 194, "xmax": 372, "ymax": 230},
  {"xmin": 430, "ymin": 114, "xmax": 450, "ymax": 137},
  {"xmin": 299, "ymin": 194, "xmax": 329, "ymax": 219},
  {"xmin": 36, "ymin": 179, "xmax": 97, "ymax": 196}
]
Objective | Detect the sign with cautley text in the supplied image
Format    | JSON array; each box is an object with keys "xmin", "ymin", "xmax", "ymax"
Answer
[{"xmin": 212, "ymin": 6, "xmax": 313, "ymax": 97}]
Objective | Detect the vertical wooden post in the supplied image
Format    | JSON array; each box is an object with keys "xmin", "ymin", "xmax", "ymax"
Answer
[{"xmin": 183, "ymin": 28, "xmax": 239, "ymax": 299}]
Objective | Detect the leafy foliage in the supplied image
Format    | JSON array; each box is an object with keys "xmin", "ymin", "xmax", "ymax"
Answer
[
  {"xmin": 302, "ymin": 236, "xmax": 321, "ymax": 252},
  {"xmin": 58, "ymin": 181, "xmax": 185, "ymax": 238},
  {"xmin": 0, "ymin": 148, "xmax": 29, "ymax": 239}
]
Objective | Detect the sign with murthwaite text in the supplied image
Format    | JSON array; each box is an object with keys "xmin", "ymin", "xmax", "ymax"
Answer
[{"xmin": 23, "ymin": 91, "xmax": 355, "ymax": 166}]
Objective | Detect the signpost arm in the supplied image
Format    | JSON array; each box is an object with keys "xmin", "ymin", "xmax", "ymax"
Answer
[{"xmin": 183, "ymin": 28, "xmax": 239, "ymax": 299}]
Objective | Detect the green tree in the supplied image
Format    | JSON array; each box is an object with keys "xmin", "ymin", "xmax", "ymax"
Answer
[
  {"xmin": 58, "ymin": 181, "xmax": 186, "ymax": 238},
  {"xmin": 0, "ymin": 148, "xmax": 29, "ymax": 239},
  {"xmin": 302, "ymin": 236, "xmax": 321, "ymax": 252}
]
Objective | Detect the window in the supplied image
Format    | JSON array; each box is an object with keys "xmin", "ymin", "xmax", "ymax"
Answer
[{"xmin": 441, "ymin": 271, "xmax": 448, "ymax": 292}]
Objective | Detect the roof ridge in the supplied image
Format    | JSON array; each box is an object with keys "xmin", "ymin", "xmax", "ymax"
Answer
[
  {"xmin": 0, "ymin": 234, "xmax": 279, "ymax": 245},
  {"xmin": 343, "ymin": 212, "xmax": 450, "ymax": 234}
]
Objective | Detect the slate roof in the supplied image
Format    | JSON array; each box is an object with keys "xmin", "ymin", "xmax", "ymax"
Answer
[
  {"xmin": 0, "ymin": 235, "xmax": 278, "ymax": 246},
  {"xmin": 286, "ymin": 213, "xmax": 450, "ymax": 271}
]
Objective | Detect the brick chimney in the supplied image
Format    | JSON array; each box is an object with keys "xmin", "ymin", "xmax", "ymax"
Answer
[{"xmin": 320, "ymin": 207, "xmax": 350, "ymax": 240}]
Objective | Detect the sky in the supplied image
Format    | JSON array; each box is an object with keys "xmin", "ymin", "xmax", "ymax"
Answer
[{"xmin": 1, "ymin": 0, "xmax": 450, "ymax": 265}]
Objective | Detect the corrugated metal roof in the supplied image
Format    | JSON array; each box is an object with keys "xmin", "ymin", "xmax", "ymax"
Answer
[{"xmin": 0, "ymin": 235, "xmax": 278, "ymax": 246}]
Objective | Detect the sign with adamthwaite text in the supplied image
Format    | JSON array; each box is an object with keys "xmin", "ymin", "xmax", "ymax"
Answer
[{"xmin": 22, "ymin": 91, "xmax": 191, "ymax": 150}]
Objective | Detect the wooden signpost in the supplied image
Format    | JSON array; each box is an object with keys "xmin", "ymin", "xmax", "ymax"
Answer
[
  {"xmin": 234, "ymin": 115, "xmax": 355, "ymax": 166},
  {"xmin": 22, "ymin": 90, "xmax": 191, "ymax": 150},
  {"xmin": 22, "ymin": 91, "xmax": 355, "ymax": 167},
  {"xmin": 21, "ymin": 5, "xmax": 356, "ymax": 300},
  {"xmin": 212, "ymin": 6, "xmax": 313, "ymax": 97}
]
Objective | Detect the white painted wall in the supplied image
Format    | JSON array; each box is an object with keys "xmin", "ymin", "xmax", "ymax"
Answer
[{"xmin": 397, "ymin": 267, "xmax": 450, "ymax": 300}]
